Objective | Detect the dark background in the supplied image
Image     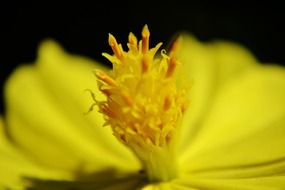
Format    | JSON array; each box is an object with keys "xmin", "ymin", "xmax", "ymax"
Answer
[{"xmin": 1, "ymin": 1, "xmax": 285, "ymax": 113}]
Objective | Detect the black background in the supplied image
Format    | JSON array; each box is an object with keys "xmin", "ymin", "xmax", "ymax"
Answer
[{"xmin": 1, "ymin": 1, "xmax": 285, "ymax": 113}]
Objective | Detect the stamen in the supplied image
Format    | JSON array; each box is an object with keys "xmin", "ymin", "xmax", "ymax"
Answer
[
  {"xmin": 92, "ymin": 26, "xmax": 187, "ymax": 182},
  {"xmin": 163, "ymin": 96, "xmax": 172, "ymax": 111},
  {"xmin": 142, "ymin": 55, "xmax": 150, "ymax": 73},
  {"xmin": 121, "ymin": 91, "xmax": 133, "ymax": 106},
  {"xmin": 165, "ymin": 57, "xmax": 177, "ymax": 78},
  {"xmin": 99, "ymin": 88, "xmax": 112, "ymax": 96},
  {"xmin": 108, "ymin": 33, "xmax": 123, "ymax": 59},
  {"xmin": 142, "ymin": 25, "xmax": 150, "ymax": 54},
  {"xmin": 169, "ymin": 36, "xmax": 182, "ymax": 57},
  {"xmin": 128, "ymin": 32, "xmax": 138, "ymax": 47},
  {"xmin": 100, "ymin": 104, "xmax": 116, "ymax": 118},
  {"xmin": 181, "ymin": 102, "xmax": 188, "ymax": 113},
  {"xmin": 95, "ymin": 70, "xmax": 117, "ymax": 86}
]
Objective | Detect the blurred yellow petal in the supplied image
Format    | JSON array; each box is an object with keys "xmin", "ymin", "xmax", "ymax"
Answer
[
  {"xmin": 206, "ymin": 40, "xmax": 258, "ymax": 82},
  {"xmin": 36, "ymin": 40, "xmax": 140, "ymax": 169},
  {"xmin": 177, "ymin": 35, "xmax": 258, "ymax": 151},
  {"xmin": 174, "ymin": 175, "xmax": 285, "ymax": 190},
  {"xmin": 0, "ymin": 116, "xmax": 71, "ymax": 189},
  {"xmin": 4, "ymin": 40, "xmax": 140, "ymax": 175},
  {"xmin": 142, "ymin": 182, "xmax": 199, "ymax": 190},
  {"xmin": 180, "ymin": 65, "xmax": 285, "ymax": 178},
  {"xmin": 142, "ymin": 183, "xmax": 172, "ymax": 190}
]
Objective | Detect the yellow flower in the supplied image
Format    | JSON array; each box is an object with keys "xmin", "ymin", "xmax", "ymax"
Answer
[{"xmin": 1, "ymin": 25, "xmax": 285, "ymax": 189}]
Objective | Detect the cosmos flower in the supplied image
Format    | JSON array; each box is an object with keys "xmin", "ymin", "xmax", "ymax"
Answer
[{"xmin": 1, "ymin": 26, "xmax": 285, "ymax": 189}]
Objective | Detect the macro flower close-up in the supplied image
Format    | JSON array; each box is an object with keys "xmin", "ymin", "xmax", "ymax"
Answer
[{"xmin": 1, "ymin": 23, "xmax": 285, "ymax": 189}]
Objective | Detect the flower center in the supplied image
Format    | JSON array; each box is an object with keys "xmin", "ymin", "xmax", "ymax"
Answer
[{"xmin": 93, "ymin": 25, "xmax": 187, "ymax": 182}]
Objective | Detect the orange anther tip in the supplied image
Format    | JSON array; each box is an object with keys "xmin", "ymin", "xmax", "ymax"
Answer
[
  {"xmin": 142, "ymin": 25, "xmax": 150, "ymax": 37},
  {"xmin": 166, "ymin": 57, "xmax": 177, "ymax": 78},
  {"xmin": 142, "ymin": 25, "xmax": 150, "ymax": 54},
  {"xmin": 108, "ymin": 33, "xmax": 123, "ymax": 59},
  {"xmin": 129, "ymin": 32, "xmax": 137, "ymax": 43},
  {"xmin": 95, "ymin": 70, "xmax": 117, "ymax": 86},
  {"xmin": 163, "ymin": 96, "xmax": 172, "ymax": 111},
  {"xmin": 170, "ymin": 36, "xmax": 182, "ymax": 56},
  {"xmin": 108, "ymin": 33, "xmax": 116, "ymax": 45}
]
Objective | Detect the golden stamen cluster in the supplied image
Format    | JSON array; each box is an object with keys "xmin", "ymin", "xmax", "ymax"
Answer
[{"xmin": 95, "ymin": 25, "xmax": 187, "ymax": 149}]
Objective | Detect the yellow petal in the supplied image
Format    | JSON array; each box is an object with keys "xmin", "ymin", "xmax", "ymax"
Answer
[
  {"xmin": 176, "ymin": 34, "xmax": 257, "ymax": 151},
  {"xmin": 174, "ymin": 175, "xmax": 285, "ymax": 190},
  {"xmin": 4, "ymin": 40, "xmax": 140, "ymax": 175},
  {"xmin": 141, "ymin": 183, "xmax": 172, "ymax": 190},
  {"xmin": 180, "ymin": 65, "xmax": 285, "ymax": 178},
  {"xmin": 142, "ymin": 182, "xmax": 199, "ymax": 190},
  {"xmin": 36, "ymin": 40, "xmax": 139, "ymax": 169},
  {"xmin": 0, "ymin": 116, "xmax": 71, "ymax": 189}
]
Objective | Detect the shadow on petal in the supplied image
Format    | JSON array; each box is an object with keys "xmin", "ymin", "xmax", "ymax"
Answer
[{"xmin": 25, "ymin": 168, "xmax": 147, "ymax": 190}]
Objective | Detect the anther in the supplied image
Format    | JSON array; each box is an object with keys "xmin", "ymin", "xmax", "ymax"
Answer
[
  {"xmin": 169, "ymin": 36, "xmax": 182, "ymax": 57},
  {"xmin": 142, "ymin": 25, "xmax": 150, "ymax": 54},
  {"xmin": 108, "ymin": 33, "xmax": 123, "ymax": 59},
  {"xmin": 181, "ymin": 102, "xmax": 188, "ymax": 113},
  {"xmin": 165, "ymin": 57, "xmax": 177, "ymax": 78},
  {"xmin": 121, "ymin": 91, "xmax": 133, "ymax": 106},
  {"xmin": 95, "ymin": 70, "xmax": 117, "ymax": 86},
  {"xmin": 100, "ymin": 104, "xmax": 116, "ymax": 118},
  {"xmin": 128, "ymin": 32, "xmax": 138, "ymax": 47},
  {"xmin": 99, "ymin": 88, "xmax": 112, "ymax": 96},
  {"xmin": 163, "ymin": 96, "xmax": 172, "ymax": 111}
]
